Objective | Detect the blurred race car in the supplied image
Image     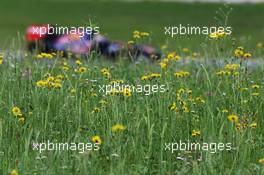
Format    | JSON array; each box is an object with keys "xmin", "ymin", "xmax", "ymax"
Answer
[{"xmin": 26, "ymin": 24, "xmax": 161, "ymax": 61}]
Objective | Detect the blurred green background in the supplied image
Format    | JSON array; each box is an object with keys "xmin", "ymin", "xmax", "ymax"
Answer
[{"xmin": 0, "ymin": 0, "xmax": 264, "ymax": 50}]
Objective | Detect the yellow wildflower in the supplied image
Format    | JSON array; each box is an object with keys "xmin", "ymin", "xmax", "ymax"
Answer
[
  {"xmin": 251, "ymin": 84, "xmax": 260, "ymax": 89},
  {"xmin": 191, "ymin": 130, "xmax": 200, "ymax": 137},
  {"xmin": 10, "ymin": 169, "xmax": 18, "ymax": 175},
  {"xmin": 258, "ymin": 158, "xmax": 264, "ymax": 165},
  {"xmin": 12, "ymin": 106, "xmax": 22, "ymax": 117},
  {"xmin": 249, "ymin": 122, "xmax": 257, "ymax": 129},
  {"xmin": 243, "ymin": 53, "xmax": 252, "ymax": 59},
  {"xmin": 92, "ymin": 107, "xmax": 101, "ymax": 113},
  {"xmin": 76, "ymin": 67, "xmax": 87, "ymax": 73},
  {"xmin": 159, "ymin": 62, "xmax": 168, "ymax": 69},
  {"xmin": 168, "ymin": 102, "xmax": 177, "ymax": 111},
  {"xmin": 222, "ymin": 109, "xmax": 229, "ymax": 113},
  {"xmin": 75, "ymin": 60, "xmax": 82, "ymax": 65},
  {"xmin": 91, "ymin": 135, "xmax": 102, "ymax": 145},
  {"xmin": 123, "ymin": 88, "xmax": 132, "ymax": 97},
  {"xmin": 0, "ymin": 55, "xmax": 3, "ymax": 64},
  {"xmin": 228, "ymin": 114, "xmax": 239, "ymax": 123},
  {"xmin": 112, "ymin": 124, "xmax": 127, "ymax": 132}
]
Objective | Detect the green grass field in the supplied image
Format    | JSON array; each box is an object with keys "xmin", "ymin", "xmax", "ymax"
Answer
[
  {"xmin": 0, "ymin": 0, "xmax": 264, "ymax": 50},
  {"xmin": 1, "ymin": 1, "xmax": 264, "ymax": 175},
  {"xmin": 1, "ymin": 37, "xmax": 264, "ymax": 174}
]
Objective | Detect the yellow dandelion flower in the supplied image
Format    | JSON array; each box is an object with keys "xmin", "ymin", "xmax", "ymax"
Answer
[
  {"xmin": 222, "ymin": 109, "xmax": 229, "ymax": 113},
  {"xmin": 159, "ymin": 62, "xmax": 168, "ymax": 69},
  {"xmin": 123, "ymin": 88, "xmax": 132, "ymax": 97},
  {"xmin": 209, "ymin": 32, "xmax": 218, "ymax": 39},
  {"xmin": 127, "ymin": 40, "xmax": 135, "ymax": 45},
  {"xmin": 101, "ymin": 68, "xmax": 110, "ymax": 77},
  {"xmin": 53, "ymin": 83, "xmax": 62, "ymax": 89},
  {"xmin": 209, "ymin": 30, "xmax": 229, "ymax": 39},
  {"xmin": 236, "ymin": 123, "xmax": 242, "ymax": 131},
  {"xmin": 112, "ymin": 124, "xmax": 127, "ymax": 132},
  {"xmin": 228, "ymin": 114, "xmax": 239, "ymax": 123},
  {"xmin": 62, "ymin": 66, "xmax": 69, "ymax": 71},
  {"xmin": 141, "ymin": 76, "xmax": 149, "ymax": 81},
  {"xmin": 191, "ymin": 130, "xmax": 200, "ymax": 137},
  {"xmin": 162, "ymin": 58, "xmax": 169, "ymax": 63},
  {"xmin": 141, "ymin": 73, "xmax": 161, "ymax": 81},
  {"xmin": 75, "ymin": 60, "xmax": 82, "ymax": 65},
  {"xmin": 237, "ymin": 46, "xmax": 244, "ymax": 50},
  {"xmin": 168, "ymin": 102, "xmax": 177, "ymax": 111},
  {"xmin": 10, "ymin": 169, "xmax": 18, "ymax": 175},
  {"xmin": 187, "ymin": 89, "xmax": 192, "ymax": 95},
  {"xmin": 36, "ymin": 54, "xmax": 43, "ymax": 59},
  {"xmin": 258, "ymin": 158, "xmax": 264, "ymax": 165},
  {"xmin": 103, "ymin": 71, "xmax": 110, "ymax": 77},
  {"xmin": 216, "ymin": 70, "xmax": 227, "ymax": 76},
  {"xmin": 92, "ymin": 107, "xmax": 101, "ymax": 113},
  {"xmin": 251, "ymin": 84, "xmax": 260, "ymax": 89},
  {"xmin": 56, "ymin": 75, "xmax": 64, "ymax": 80},
  {"xmin": 12, "ymin": 107, "xmax": 22, "ymax": 117},
  {"xmin": 174, "ymin": 72, "xmax": 183, "ymax": 78},
  {"xmin": 182, "ymin": 105, "xmax": 189, "ymax": 113},
  {"xmin": 140, "ymin": 32, "xmax": 150, "ymax": 37},
  {"xmin": 166, "ymin": 52, "xmax": 181, "ymax": 61},
  {"xmin": 78, "ymin": 67, "xmax": 87, "ymax": 73},
  {"xmin": 167, "ymin": 52, "xmax": 176, "ymax": 59},
  {"xmin": 195, "ymin": 97, "xmax": 205, "ymax": 104},
  {"xmin": 47, "ymin": 82, "xmax": 54, "ymax": 88},
  {"xmin": 47, "ymin": 76, "xmax": 55, "ymax": 82},
  {"xmin": 133, "ymin": 30, "xmax": 140, "ymax": 36},
  {"xmin": 70, "ymin": 88, "xmax": 76, "ymax": 94},
  {"xmin": 40, "ymin": 53, "xmax": 53, "ymax": 59},
  {"xmin": 243, "ymin": 53, "xmax": 252, "ymax": 59},
  {"xmin": 251, "ymin": 92, "xmax": 259, "ymax": 96},
  {"xmin": 54, "ymin": 78, "xmax": 62, "ymax": 84},
  {"xmin": 249, "ymin": 122, "xmax": 257, "ymax": 129},
  {"xmin": 133, "ymin": 34, "xmax": 140, "ymax": 39},
  {"xmin": 240, "ymin": 87, "xmax": 248, "ymax": 92},
  {"xmin": 224, "ymin": 64, "xmax": 240, "ymax": 71},
  {"xmin": 234, "ymin": 49, "xmax": 244, "ymax": 58},
  {"xmin": 174, "ymin": 55, "xmax": 181, "ymax": 61},
  {"xmin": 99, "ymin": 100, "xmax": 108, "ymax": 106},
  {"xmin": 110, "ymin": 80, "xmax": 124, "ymax": 85},
  {"xmin": 177, "ymin": 88, "xmax": 185, "ymax": 94},
  {"xmin": 174, "ymin": 71, "xmax": 190, "ymax": 78},
  {"xmin": 0, "ymin": 55, "xmax": 3, "ymax": 65},
  {"xmin": 150, "ymin": 73, "xmax": 161, "ymax": 78},
  {"xmin": 18, "ymin": 117, "xmax": 25, "ymax": 123},
  {"xmin": 217, "ymin": 31, "xmax": 228, "ymax": 37},
  {"xmin": 91, "ymin": 92, "xmax": 98, "ymax": 97},
  {"xmin": 36, "ymin": 80, "xmax": 48, "ymax": 87},
  {"xmin": 91, "ymin": 135, "xmax": 102, "ymax": 145}
]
